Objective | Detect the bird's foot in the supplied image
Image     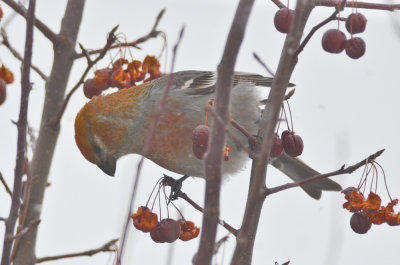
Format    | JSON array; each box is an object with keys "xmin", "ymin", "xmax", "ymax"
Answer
[{"xmin": 162, "ymin": 174, "xmax": 189, "ymax": 202}]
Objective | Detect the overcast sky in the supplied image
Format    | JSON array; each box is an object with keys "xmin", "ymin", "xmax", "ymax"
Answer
[{"xmin": 1, "ymin": 1, "xmax": 400, "ymax": 265}]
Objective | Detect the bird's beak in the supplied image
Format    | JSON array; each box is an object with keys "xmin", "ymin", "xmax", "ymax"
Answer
[{"xmin": 98, "ymin": 157, "xmax": 116, "ymax": 177}]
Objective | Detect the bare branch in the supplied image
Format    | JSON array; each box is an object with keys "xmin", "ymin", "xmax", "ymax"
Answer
[
  {"xmin": 315, "ymin": 0, "xmax": 400, "ymax": 11},
  {"xmin": 74, "ymin": 8, "xmax": 166, "ymax": 59},
  {"xmin": 179, "ymin": 192, "xmax": 238, "ymax": 236},
  {"xmin": 2, "ymin": 0, "xmax": 60, "ymax": 44},
  {"xmin": 196, "ymin": 0, "xmax": 255, "ymax": 264},
  {"xmin": 117, "ymin": 26, "xmax": 185, "ymax": 265},
  {"xmin": 6, "ymin": 220, "xmax": 40, "ymax": 241},
  {"xmin": 0, "ymin": 172, "xmax": 13, "ymax": 197},
  {"xmin": 36, "ymin": 239, "xmax": 119, "ymax": 263},
  {"xmin": 266, "ymin": 149, "xmax": 385, "ymax": 196},
  {"xmin": 1, "ymin": 29, "xmax": 48, "ymax": 81},
  {"xmin": 1, "ymin": 0, "xmax": 36, "ymax": 264},
  {"xmin": 231, "ymin": 1, "xmax": 315, "ymax": 264}
]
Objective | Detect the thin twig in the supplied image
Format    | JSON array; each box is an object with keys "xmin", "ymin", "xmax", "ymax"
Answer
[
  {"xmin": 52, "ymin": 26, "xmax": 119, "ymax": 129},
  {"xmin": 253, "ymin": 52, "xmax": 275, "ymax": 77},
  {"xmin": 316, "ymin": 0, "xmax": 400, "ymax": 11},
  {"xmin": 1, "ymin": 29, "xmax": 48, "ymax": 81},
  {"xmin": 271, "ymin": 0, "xmax": 286, "ymax": 9},
  {"xmin": 0, "ymin": 172, "xmax": 13, "ymax": 197},
  {"xmin": 117, "ymin": 26, "xmax": 185, "ymax": 265},
  {"xmin": 36, "ymin": 239, "xmax": 119, "ymax": 263},
  {"xmin": 294, "ymin": 0, "xmax": 347, "ymax": 57},
  {"xmin": 6, "ymin": 219, "xmax": 40, "ymax": 241},
  {"xmin": 266, "ymin": 149, "xmax": 385, "ymax": 196},
  {"xmin": 0, "ymin": 217, "xmax": 6, "ymax": 222},
  {"xmin": 2, "ymin": 0, "xmax": 60, "ymax": 44},
  {"xmin": 179, "ymin": 192, "xmax": 238, "ymax": 236},
  {"xmin": 74, "ymin": 8, "xmax": 166, "ymax": 59},
  {"xmin": 0, "ymin": 0, "xmax": 36, "ymax": 264}
]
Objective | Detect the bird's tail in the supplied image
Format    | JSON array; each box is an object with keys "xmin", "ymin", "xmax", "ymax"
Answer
[{"xmin": 270, "ymin": 152, "xmax": 342, "ymax": 199}]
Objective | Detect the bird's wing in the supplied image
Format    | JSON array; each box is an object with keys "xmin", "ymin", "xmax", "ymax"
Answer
[{"xmin": 169, "ymin": 71, "xmax": 274, "ymax": 95}]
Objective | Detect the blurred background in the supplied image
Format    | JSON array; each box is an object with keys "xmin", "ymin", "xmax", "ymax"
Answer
[{"xmin": 1, "ymin": 0, "xmax": 400, "ymax": 264}]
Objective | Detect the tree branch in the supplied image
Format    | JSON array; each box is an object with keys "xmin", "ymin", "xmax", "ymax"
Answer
[
  {"xmin": 178, "ymin": 192, "xmax": 238, "ymax": 236},
  {"xmin": 315, "ymin": 0, "xmax": 400, "ymax": 11},
  {"xmin": 1, "ymin": 0, "xmax": 36, "ymax": 264},
  {"xmin": 35, "ymin": 239, "xmax": 118, "ymax": 263},
  {"xmin": 231, "ymin": 1, "xmax": 315, "ymax": 264},
  {"xmin": 195, "ymin": 0, "xmax": 255, "ymax": 264},
  {"xmin": 2, "ymin": 0, "xmax": 60, "ymax": 45},
  {"xmin": 266, "ymin": 149, "xmax": 385, "ymax": 196},
  {"xmin": 12, "ymin": 1, "xmax": 85, "ymax": 264},
  {"xmin": 1, "ymin": 29, "xmax": 48, "ymax": 81},
  {"xmin": 73, "ymin": 8, "xmax": 166, "ymax": 59}
]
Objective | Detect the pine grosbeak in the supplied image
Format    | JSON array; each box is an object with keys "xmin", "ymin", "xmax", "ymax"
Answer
[{"xmin": 75, "ymin": 71, "xmax": 341, "ymax": 199}]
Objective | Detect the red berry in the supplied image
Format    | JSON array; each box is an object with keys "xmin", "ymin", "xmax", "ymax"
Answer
[
  {"xmin": 150, "ymin": 218, "xmax": 181, "ymax": 243},
  {"xmin": 192, "ymin": 125, "xmax": 210, "ymax": 160},
  {"xmin": 0, "ymin": 78, "xmax": 6, "ymax": 105},
  {"xmin": 94, "ymin": 68, "xmax": 112, "ymax": 90},
  {"xmin": 270, "ymin": 133, "xmax": 283, "ymax": 157},
  {"xmin": 350, "ymin": 212, "xmax": 371, "ymax": 234},
  {"xmin": 282, "ymin": 131, "xmax": 303, "ymax": 157},
  {"xmin": 274, "ymin": 8, "xmax": 294, "ymax": 34},
  {"xmin": 345, "ymin": 13, "xmax": 367, "ymax": 34},
  {"xmin": 322, "ymin": 29, "xmax": 347, "ymax": 54},
  {"xmin": 345, "ymin": 37, "xmax": 366, "ymax": 59},
  {"xmin": 83, "ymin": 78, "xmax": 102, "ymax": 99}
]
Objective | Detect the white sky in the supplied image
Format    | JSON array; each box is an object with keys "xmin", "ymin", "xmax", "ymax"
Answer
[{"xmin": 1, "ymin": 0, "xmax": 400, "ymax": 265}]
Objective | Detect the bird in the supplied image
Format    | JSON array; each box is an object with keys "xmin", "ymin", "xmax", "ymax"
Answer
[{"xmin": 74, "ymin": 70, "xmax": 341, "ymax": 199}]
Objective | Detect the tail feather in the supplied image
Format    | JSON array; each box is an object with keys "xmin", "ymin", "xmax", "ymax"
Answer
[{"xmin": 270, "ymin": 152, "xmax": 342, "ymax": 199}]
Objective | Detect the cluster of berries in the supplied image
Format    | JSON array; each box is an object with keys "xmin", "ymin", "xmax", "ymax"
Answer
[
  {"xmin": 83, "ymin": 55, "xmax": 162, "ymax": 99},
  {"xmin": 322, "ymin": 13, "xmax": 367, "ymax": 59},
  {"xmin": 270, "ymin": 92, "xmax": 303, "ymax": 158},
  {"xmin": 270, "ymin": 130, "xmax": 303, "ymax": 158},
  {"xmin": 0, "ymin": 65, "xmax": 14, "ymax": 106},
  {"xmin": 273, "ymin": 6, "xmax": 367, "ymax": 59},
  {"xmin": 342, "ymin": 159, "xmax": 399, "ymax": 234},
  {"xmin": 343, "ymin": 187, "xmax": 400, "ymax": 234},
  {"xmin": 131, "ymin": 206, "xmax": 200, "ymax": 243}
]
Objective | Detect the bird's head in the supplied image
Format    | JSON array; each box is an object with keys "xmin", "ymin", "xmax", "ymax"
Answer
[
  {"xmin": 74, "ymin": 92, "xmax": 140, "ymax": 176},
  {"xmin": 74, "ymin": 103, "xmax": 117, "ymax": 176}
]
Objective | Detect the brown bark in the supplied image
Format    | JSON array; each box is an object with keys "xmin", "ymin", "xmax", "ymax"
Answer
[{"xmin": 12, "ymin": 1, "xmax": 85, "ymax": 264}]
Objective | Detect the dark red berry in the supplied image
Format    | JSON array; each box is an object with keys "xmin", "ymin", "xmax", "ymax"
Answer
[
  {"xmin": 83, "ymin": 78, "xmax": 102, "ymax": 99},
  {"xmin": 270, "ymin": 134, "xmax": 283, "ymax": 157},
  {"xmin": 192, "ymin": 125, "xmax": 210, "ymax": 160},
  {"xmin": 345, "ymin": 13, "xmax": 367, "ymax": 34},
  {"xmin": 282, "ymin": 131, "xmax": 303, "ymax": 157},
  {"xmin": 150, "ymin": 218, "xmax": 181, "ymax": 243},
  {"xmin": 94, "ymin": 68, "xmax": 112, "ymax": 90},
  {"xmin": 0, "ymin": 78, "xmax": 6, "ymax": 105},
  {"xmin": 274, "ymin": 8, "xmax": 294, "ymax": 34},
  {"xmin": 345, "ymin": 37, "xmax": 366, "ymax": 59},
  {"xmin": 350, "ymin": 212, "xmax": 371, "ymax": 234},
  {"xmin": 322, "ymin": 29, "xmax": 347, "ymax": 54}
]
